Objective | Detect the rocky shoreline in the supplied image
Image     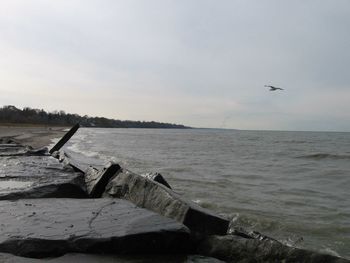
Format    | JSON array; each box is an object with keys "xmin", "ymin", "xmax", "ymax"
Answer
[{"xmin": 0, "ymin": 125, "xmax": 349, "ymax": 262}]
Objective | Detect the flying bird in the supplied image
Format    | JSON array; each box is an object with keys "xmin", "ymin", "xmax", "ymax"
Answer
[{"xmin": 265, "ymin": 85, "xmax": 283, "ymax": 91}]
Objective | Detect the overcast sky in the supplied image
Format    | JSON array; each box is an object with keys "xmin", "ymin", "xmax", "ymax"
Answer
[{"xmin": 1, "ymin": 0, "xmax": 349, "ymax": 131}]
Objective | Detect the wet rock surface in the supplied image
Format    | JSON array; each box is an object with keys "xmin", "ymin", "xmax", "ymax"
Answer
[
  {"xmin": 85, "ymin": 162, "xmax": 121, "ymax": 197},
  {"xmin": 141, "ymin": 172, "xmax": 172, "ymax": 189},
  {"xmin": 0, "ymin": 139, "xmax": 49, "ymax": 157},
  {"xmin": 0, "ymin": 143, "xmax": 33, "ymax": 156},
  {"xmin": 0, "ymin": 253, "xmax": 224, "ymax": 263},
  {"xmin": 0, "ymin": 140, "xmax": 86, "ymax": 200},
  {"xmin": 196, "ymin": 235, "xmax": 350, "ymax": 263},
  {"xmin": 103, "ymin": 169, "xmax": 230, "ymax": 236},
  {"xmin": 0, "ymin": 198, "xmax": 191, "ymax": 258},
  {"xmin": 54, "ymin": 149, "xmax": 104, "ymax": 173},
  {"xmin": 0, "ymin": 154, "xmax": 86, "ymax": 200}
]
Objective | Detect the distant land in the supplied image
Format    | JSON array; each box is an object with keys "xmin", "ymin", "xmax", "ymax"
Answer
[{"xmin": 0, "ymin": 105, "xmax": 190, "ymax": 129}]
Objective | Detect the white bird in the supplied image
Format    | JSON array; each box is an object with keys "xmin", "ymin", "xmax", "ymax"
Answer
[{"xmin": 265, "ymin": 85, "xmax": 284, "ymax": 91}]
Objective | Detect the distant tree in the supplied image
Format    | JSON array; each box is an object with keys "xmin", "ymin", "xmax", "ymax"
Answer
[{"xmin": 0, "ymin": 105, "xmax": 190, "ymax": 129}]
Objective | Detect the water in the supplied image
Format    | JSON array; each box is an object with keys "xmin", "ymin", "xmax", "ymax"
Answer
[{"xmin": 64, "ymin": 128, "xmax": 350, "ymax": 258}]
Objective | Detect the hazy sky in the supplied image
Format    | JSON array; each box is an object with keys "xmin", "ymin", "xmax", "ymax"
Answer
[{"xmin": 1, "ymin": 0, "xmax": 350, "ymax": 131}]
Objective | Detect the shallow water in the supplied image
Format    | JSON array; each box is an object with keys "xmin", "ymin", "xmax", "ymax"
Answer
[{"xmin": 64, "ymin": 128, "xmax": 350, "ymax": 258}]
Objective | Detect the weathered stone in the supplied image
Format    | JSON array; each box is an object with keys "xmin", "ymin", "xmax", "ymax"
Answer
[
  {"xmin": 0, "ymin": 145, "xmax": 45, "ymax": 157},
  {"xmin": 0, "ymin": 143, "xmax": 23, "ymax": 148},
  {"xmin": 0, "ymin": 198, "xmax": 190, "ymax": 258},
  {"xmin": 54, "ymin": 150, "xmax": 104, "ymax": 173},
  {"xmin": 84, "ymin": 162, "xmax": 121, "ymax": 197},
  {"xmin": 0, "ymin": 253, "xmax": 225, "ymax": 262},
  {"xmin": 103, "ymin": 169, "xmax": 229, "ymax": 236},
  {"xmin": 0, "ymin": 155, "xmax": 87, "ymax": 200},
  {"xmin": 196, "ymin": 235, "xmax": 350, "ymax": 263},
  {"xmin": 54, "ymin": 149, "xmax": 113, "ymax": 198},
  {"xmin": 0, "ymin": 138, "xmax": 20, "ymax": 145},
  {"xmin": 142, "ymin": 172, "xmax": 172, "ymax": 189},
  {"xmin": 228, "ymin": 226, "xmax": 280, "ymax": 242},
  {"xmin": 0, "ymin": 139, "xmax": 49, "ymax": 157}
]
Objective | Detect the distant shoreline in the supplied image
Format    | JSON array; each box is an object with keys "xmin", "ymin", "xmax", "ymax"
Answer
[
  {"xmin": 0, "ymin": 123, "xmax": 192, "ymax": 129},
  {"xmin": 0, "ymin": 105, "xmax": 191, "ymax": 129},
  {"xmin": 0, "ymin": 124, "xmax": 193, "ymax": 149}
]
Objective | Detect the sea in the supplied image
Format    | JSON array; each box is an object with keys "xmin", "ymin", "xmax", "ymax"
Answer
[{"xmin": 62, "ymin": 128, "xmax": 350, "ymax": 259}]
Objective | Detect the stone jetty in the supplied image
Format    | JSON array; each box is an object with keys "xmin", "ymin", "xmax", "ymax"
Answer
[{"xmin": 0, "ymin": 126, "xmax": 349, "ymax": 262}]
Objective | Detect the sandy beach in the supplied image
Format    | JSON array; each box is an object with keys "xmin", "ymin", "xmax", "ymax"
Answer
[{"xmin": 0, "ymin": 125, "xmax": 68, "ymax": 148}]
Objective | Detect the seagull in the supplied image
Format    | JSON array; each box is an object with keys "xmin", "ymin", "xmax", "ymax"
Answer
[{"xmin": 265, "ymin": 85, "xmax": 283, "ymax": 91}]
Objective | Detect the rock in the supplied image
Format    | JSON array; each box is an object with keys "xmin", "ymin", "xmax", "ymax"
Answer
[
  {"xmin": 0, "ymin": 143, "xmax": 23, "ymax": 148},
  {"xmin": 0, "ymin": 141, "xmax": 48, "ymax": 157},
  {"xmin": 196, "ymin": 235, "xmax": 350, "ymax": 263},
  {"xmin": 84, "ymin": 162, "xmax": 121, "ymax": 197},
  {"xmin": 55, "ymin": 151, "xmax": 117, "ymax": 197},
  {"xmin": 141, "ymin": 172, "xmax": 172, "ymax": 189},
  {"xmin": 54, "ymin": 150, "xmax": 104, "ymax": 173},
  {"xmin": 103, "ymin": 169, "xmax": 229, "ymax": 236},
  {"xmin": 0, "ymin": 198, "xmax": 190, "ymax": 258},
  {"xmin": 0, "ymin": 155, "xmax": 87, "ymax": 200},
  {"xmin": 0, "ymin": 145, "xmax": 34, "ymax": 157},
  {"xmin": 0, "ymin": 138, "xmax": 19, "ymax": 144},
  {"xmin": 0, "ymin": 253, "xmax": 225, "ymax": 262},
  {"xmin": 228, "ymin": 226, "xmax": 280, "ymax": 242}
]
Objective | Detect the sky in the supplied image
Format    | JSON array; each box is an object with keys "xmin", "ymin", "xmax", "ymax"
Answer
[{"xmin": 1, "ymin": 0, "xmax": 350, "ymax": 131}]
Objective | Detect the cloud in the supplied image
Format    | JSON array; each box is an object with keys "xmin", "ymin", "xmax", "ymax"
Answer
[{"xmin": 0, "ymin": 0, "xmax": 350, "ymax": 130}]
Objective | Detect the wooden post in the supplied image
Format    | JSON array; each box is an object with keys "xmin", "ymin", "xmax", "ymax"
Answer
[{"xmin": 49, "ymin": 123, "xmax": 80, "ymax": 154}]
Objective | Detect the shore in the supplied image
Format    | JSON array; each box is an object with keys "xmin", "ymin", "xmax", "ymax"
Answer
[{"xmin": 0, "ymin": 125, "xmax": 68, "ymax": 148}]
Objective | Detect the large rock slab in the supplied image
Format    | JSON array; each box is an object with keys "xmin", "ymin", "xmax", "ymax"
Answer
[
  {"xmin": 84, "ymin": 162, "xmax": 121, "ymax": 197},
  {"xmin": 0, "ymin": 139, "xmax": 49, "ymax": 157},
  {"xmin": 0, "ymin": 155, "xmax": 87, "ymax": 200},
  {"xmin": 0, "ymin": 198, "xmax": 190, "ymax": 258},
  {"xmin": 54, "ymin": 151, "xmax": 116, "ymax": 198},
  {"xmin": 196, "ymin": 235, "xmax": 350, "ymax": 263},
  {"xmin": 53, "ymin": 150, "xmax": 104, "ymax": 173},
  {"xmin": 103, "ymin": 169, "xmax": 229, "ymax": 236},
  {"xmin": 0, "ymin": 253, "xmax": 224, "ymax": 263}
]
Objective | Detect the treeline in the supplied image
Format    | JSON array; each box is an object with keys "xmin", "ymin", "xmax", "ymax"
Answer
[{"xmin": 0, "ymin": 105, "xmax": 190, "ymax": 129}]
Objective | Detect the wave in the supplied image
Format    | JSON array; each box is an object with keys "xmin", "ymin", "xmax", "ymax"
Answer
[
  {"xmin": 66, "ymin": 143, "xmax": 104, "ymax": 160},
  {"xmin": 297, "ymin": 153, "xmax": 350, "ymax": 160}
]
